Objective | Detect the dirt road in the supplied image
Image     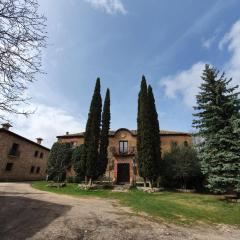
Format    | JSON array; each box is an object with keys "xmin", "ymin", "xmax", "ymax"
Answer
[{"xmin": 0, "ymin": 183, "xmax": 239, "ymax": 240}]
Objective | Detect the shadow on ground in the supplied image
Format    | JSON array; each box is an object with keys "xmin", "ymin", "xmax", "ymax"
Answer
[{"xmin": 0, "ymin": 195, "xmax": 71, "ymax": 240}]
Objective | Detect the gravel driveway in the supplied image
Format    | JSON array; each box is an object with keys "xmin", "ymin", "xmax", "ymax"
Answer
[{"xmin": 0, "ymin": 182, "xmax": 239, "ymax": 240}]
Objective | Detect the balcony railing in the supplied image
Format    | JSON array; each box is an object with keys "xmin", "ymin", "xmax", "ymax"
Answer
[{"xmin": 110, "ymin": 146, "xmax": 136, "ymax": 156}]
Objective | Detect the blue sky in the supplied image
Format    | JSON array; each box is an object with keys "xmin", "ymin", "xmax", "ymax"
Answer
[{"xmin": 11, "ymin": 0, "xmax": 240, "ymax": 147}]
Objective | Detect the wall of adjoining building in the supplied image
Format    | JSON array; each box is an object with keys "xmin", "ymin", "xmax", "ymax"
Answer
[{"xmin": 0, "ymin": 131, "xmax": 49, "ymax": 181}]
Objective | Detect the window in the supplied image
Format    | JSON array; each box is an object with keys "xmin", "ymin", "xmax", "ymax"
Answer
[
  {"xmin": 171, "ymin": 141, "xmax": 178, "ymax": 148},
  {"xmin": 9, "ymin": 143, "xmax": 20, "ymax": 156},
  {"xmin": 34, "ymin": 151, "xmax": 39, "ymax": 157},
  {"xmin": 119, "ymin": 141, "xmax": 128, "ymax": 154},
  {"xmin": 69, "ymin": 141, "xmax": 77, "ymax": 148},
  {"xmin": 184, "ymin": 141, "xmax": 189, "ymax": 147},
  {"xmin": 36, "ymin": 167, "xmax": 40, "ymax": 174},
  {"xmin": 5, "ymin": 163, "xmax": 13, "ymax": 171},
  {"xmin": 30, "ymin": 166, "xmax": 35, "ymax": 173},
  {"xmin": 40, "ymin": 152, "xmax": 44, "ymax": 158}
]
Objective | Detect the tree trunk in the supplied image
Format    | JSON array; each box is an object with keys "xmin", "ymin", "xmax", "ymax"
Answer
[
  {"xmin": 143, "ymin": 177, "xmax": 147, "ymax": 187},
  {"xmin": 85, "ymin": 176, "xmax": 88, "ymax": 185},
  {"xmin": 156, "ymin": 177, "xmax": 160, "ymax": 188},
  {"xmin": 237, "ymin": 192, "xmax": 240, "ymax": 199},
  {"xmin": 57, "ymin": 172, "xmax": 60, "ymax": 184},
  {"xmin": 149, "ymin": 180, "xmax": 153, "ymax": 189},
  {"xmin": 183, "ymin": 177, "xmax": 186, "ymax": 190},
  {"xmin": 88, "ymin": 177, "xmax": 92, "ymax": 186}
]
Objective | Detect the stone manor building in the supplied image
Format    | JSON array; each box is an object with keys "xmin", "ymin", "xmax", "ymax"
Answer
[{"xmin": 57, "ymin": 128, "xmax": 192, "ymax": 184}]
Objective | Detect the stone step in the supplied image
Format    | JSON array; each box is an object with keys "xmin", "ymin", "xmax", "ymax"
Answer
[{"xmin": 112, "ymin": 184, "xmax": 131, "ymax": 192}]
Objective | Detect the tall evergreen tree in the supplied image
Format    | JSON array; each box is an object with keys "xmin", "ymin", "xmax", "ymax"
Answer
[
  {"xmin": 137, "ymin": 76, "xmax": 148, "ymax": 186},
  {"xmin": 148, "ymin": 85, "xmax": 161, "ymax": 182},
  {"xmin": 193, "ymin": 64, "xmax": 240, "ymax": 194},
  {"xmin": 83, "ymin": 78, "xmax": 102, "ymax": 185},
  {"xmin": 137, "ymin": 76, "xmax": 161, "ymax": 187},
  {"xmin": 98, "ymin": 88, "xmax": 111, "ymax": 177}
]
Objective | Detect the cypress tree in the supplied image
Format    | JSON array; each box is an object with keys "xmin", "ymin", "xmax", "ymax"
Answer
[
  {"xmin": 83, "ymin": 78, "xmax": 102, "ymax": 185},
  {"xmin": 148, "ymin": 85, "xmax": 161, "ymax": 183},
  {"xmin": 137, "ymin": 76, "xmax": 148, "ymax": 186},
  {"xmin": 137, "ymin": 76, "xmax": 161, "ymax": 187},
  {"xmin": 193, "ymin": 64, "xmax": 240, "ymax": 194},
  {"xmin": 98, "ymin": 88, "xmax": 111, "ymax": 177}
]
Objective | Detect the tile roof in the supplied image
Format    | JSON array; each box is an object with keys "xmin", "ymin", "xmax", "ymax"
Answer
[
  {"xmin": 0, "ymin": 128, "xmax": 50, "ymax": 151},
  {"xmin": 57, "ymin": 128, "xmax": 191, "ymax": 138}
]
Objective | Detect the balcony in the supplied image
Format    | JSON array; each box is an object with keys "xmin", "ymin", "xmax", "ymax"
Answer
[{"xmin": 110, "ymin": 146, "xmax": 136, "ymax": 157}]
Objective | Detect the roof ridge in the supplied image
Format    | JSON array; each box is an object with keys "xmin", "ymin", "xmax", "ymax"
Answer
[
  {"xmin": 57, "ymin": 129, "xmax": 190, "ymax": 138},
  {"xmin": 0, "ymin": 128, "xmax": 50, "ymax": 151}
]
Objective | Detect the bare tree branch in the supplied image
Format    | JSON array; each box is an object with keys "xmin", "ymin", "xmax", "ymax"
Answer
[{"xmin": 0, "ymin": 0, "xmax": 47, "ymax": 121}]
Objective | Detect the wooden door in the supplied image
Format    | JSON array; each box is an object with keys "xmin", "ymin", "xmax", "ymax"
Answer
[{"xmin": 117, "ymin": 163, "xmax": 130, "ymax": 183}]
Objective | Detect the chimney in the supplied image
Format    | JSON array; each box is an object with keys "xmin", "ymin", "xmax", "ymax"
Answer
[
  {"xmin": 1, "ymin": 123, "xmax": 12, "ymax": 130},
  {"xmin": 36, "ymin": 138, "xmax": 43, "ymax": 145},
  {"xmin": 66, "ymin": 132, "xmax": 69, "ymax": 135}
]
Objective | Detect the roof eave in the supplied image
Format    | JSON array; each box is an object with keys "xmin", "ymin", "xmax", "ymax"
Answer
[{"xmin": 0, "ymin": 128, "xmax": 50, "ymax": 151}]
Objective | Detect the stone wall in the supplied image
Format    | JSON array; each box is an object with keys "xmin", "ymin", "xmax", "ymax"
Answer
[
  {"xmin": 161, "ymin": 134, "xmax": 192, "ymax": 153},
  {"xmin": 0, "ymin": 131, "xmax": 49, "ymax": 181}
]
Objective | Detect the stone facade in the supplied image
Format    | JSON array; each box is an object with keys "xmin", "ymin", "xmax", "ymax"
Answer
[
  {"xmin": 0, "ymin": 124, "xmax": 50, "ymax": 181},
  {"xmin": 57, "ymin": 128, "xmax": 192, "ymax": 184}
]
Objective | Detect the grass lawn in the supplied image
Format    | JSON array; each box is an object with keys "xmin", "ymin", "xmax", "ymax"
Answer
[{"xmin": 32, "ymin": 181, "xmax": 240, "ymax": 226}]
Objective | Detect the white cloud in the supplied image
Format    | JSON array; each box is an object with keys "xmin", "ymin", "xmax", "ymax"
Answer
[
  {"xmin": 151, "ymin": 1, "xmax": 229, "ymax": 67},
  {"xmin": 161, "ymin": 20, "xmax": 240, "ymax": 108},
  {"xmin": 84, "ymin": 0, "xmax": 126, "ymax": 15},
  {"xmin": 202, "ymin": 36, "xmax": 216, "ymax": 49},
  {"xmin": 201, "ymin": 26, "xmax": 223, "ymax": 50},
  {"xmin": 219, "ymin": 20, "xmax": 240, "ymax": 87},
  {"xmin": 160, "ymin": 62, "xmax": 205, "ymax": 107},
  {"xmin": 9, "ymin": 103, "xmax": 85, "ymax": 148}
]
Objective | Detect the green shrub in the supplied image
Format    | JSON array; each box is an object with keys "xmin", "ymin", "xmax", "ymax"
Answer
[
  {"xmin": 161, "ymin": 144, "xmax": 203, "ymax": 190},
  {"xmin": 47, "ymin": 142, "xmax": 72, "ymax": 182}
]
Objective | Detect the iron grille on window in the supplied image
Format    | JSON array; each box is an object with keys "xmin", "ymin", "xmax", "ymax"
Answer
[{"xmin": 119, "ymin": 141, "xmax": 128, "ymax": 154}]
